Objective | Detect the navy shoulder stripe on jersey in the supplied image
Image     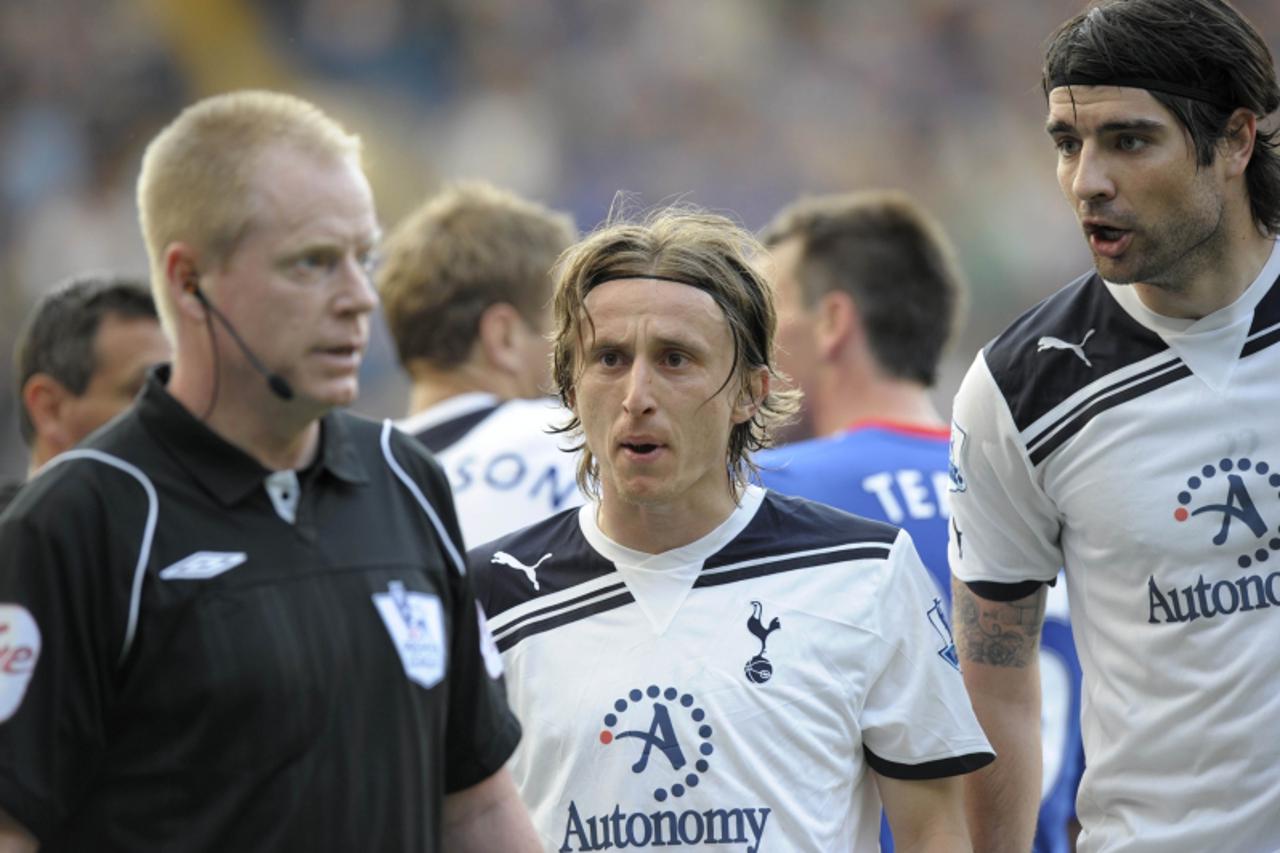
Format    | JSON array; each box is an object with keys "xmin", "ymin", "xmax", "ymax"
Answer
[
  {"xmin": 470, "ymin": 508, "xmax": 615, "ymax": 620},
  {"xmin": 983, "ymin": 271, "xmax": 1170, "ymax": 433},
  {"xmin": 1243, "ymin": 272, "xmax": 1280, "ymax": 357},
  {"xmin": 695, "ymin": 543, "xmax": 894, "ymax": 590},
  {"xmin": 492, "ymin": 587, "xmax": 633, "ymax": 653},
  {"xmin": 479, "ymin": 492, "xmax": 899, "ymax": 654},
  {"xmin": 703, "ymin": 491, "xmax": 898, "ymax": 572},
  {"xmin": 490, "ymin": 527, "xmax": 897, "ymax": 654},
  {"xmin": 1247, "ymin": 271, "xmax": 1280, "ymax": 335},
  {"xmin": 490, "ymin": 576, "xmax": 630, "ymax": 640},
  {"xmin": 1244, "ymin": 324, "xmax": 1280, "ymax": 357},
  {"xmin": 1025, "ymin": 360, "xmax": 1191, "ymax": 465},
  {"xmin": 697, "ymin": 494, "xmax": 895, "ymax": 589},
  {"xmin": 413, "ymin": 404, "xmax": 501, "ymax": 454},
  {"xmin": 471, "ymin": 508, "xmax": 633, "ymax": 654}
]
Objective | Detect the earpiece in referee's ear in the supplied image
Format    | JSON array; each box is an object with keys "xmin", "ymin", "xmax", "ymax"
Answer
[
  {"xmin": 186, "ymin": 276, "xmax": 296, "ymax": 401},
  {"xmin": 185, "ymin": 278, "xmax": 216, "ymax": 313}
]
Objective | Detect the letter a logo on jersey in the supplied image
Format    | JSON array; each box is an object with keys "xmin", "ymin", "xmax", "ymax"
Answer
[
  {"xmin": 1173, "ymin": 457, "xmax": 1279, "ymax": 569},
  {"xmin": 1194, "ymin": 473, "xmax": 1267, "ymax": 545},
  {"xmin": 598, "ymin": 685, "xmax": 716, "ymax": 801},
  {"xmin": 617, "ymin": 703, "xmax": 686, "ymax": 773}
]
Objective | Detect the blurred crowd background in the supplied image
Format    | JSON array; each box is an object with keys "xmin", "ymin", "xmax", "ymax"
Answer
[{"xmin": 2, "ymin": 0, "xmax": 1277, "ymax": 480}]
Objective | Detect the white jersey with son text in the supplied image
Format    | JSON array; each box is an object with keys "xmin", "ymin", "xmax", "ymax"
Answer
[{"xmin": 399, "ymin": 393, "xmax": 584, "ymax": 548}]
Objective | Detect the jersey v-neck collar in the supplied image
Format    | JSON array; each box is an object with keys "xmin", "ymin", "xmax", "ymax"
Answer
[
  {"xmin": 576, "ymin": 485, "xmax": 768, "ymax": 634},
  {"xmin": 1103, "ymin": 238, "xmax": 1280, "ymax": 392}
]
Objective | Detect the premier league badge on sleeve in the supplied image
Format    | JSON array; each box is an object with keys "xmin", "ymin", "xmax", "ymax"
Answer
[
  {"xmin": 948, "ymin": 421, "xmax": 968, "ymax": 494},
  {"xmin": 373, "ymin": 580, "xmax": 446, "ymax": 689},
  {"xmin": 476, "ymin": 602, "xmax": 504, "ymax": 680},
  {"xmin": 927, "ymin": 598, "xmax": 960, "ymax": 671}
]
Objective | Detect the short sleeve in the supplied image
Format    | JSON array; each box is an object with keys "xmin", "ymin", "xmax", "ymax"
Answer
[
  {"xmin": 947, "ymin": 351, "xmax": 1064, "ymax": 587},
  {"xmin": 393, "ymin": 435, "xmax": 522, "ymax": 793},
  {"xmin": 0, "ymin": 477, "xmax": 130, "ymax": 842},
  {"xmin": 442, "ymin": 566, "xmax": 522, "ymax": 793},
  {"xmin": 860, "ymin": 531, "xmax": 994, "ymax": 779}
]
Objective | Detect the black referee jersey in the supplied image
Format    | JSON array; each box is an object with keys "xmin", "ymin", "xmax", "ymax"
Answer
[
  {"xmin": 0, "ymin": 481, "xmax": 20, "ymax": 515},
  {"xmin": 0, "ymin": 369, "xmax": 520, "ymax": 852}
]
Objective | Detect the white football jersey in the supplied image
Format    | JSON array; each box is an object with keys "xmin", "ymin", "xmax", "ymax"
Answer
[
  {"xmin": 949, "ymin": 239, "xmax": 1280, "ymax": 853},
  {"xmin": 398, "ymin": 393, "xmax": 584, "ymax": 549},
  {"xmin": 472, "ymin": 486, "xmax": 993, "ymax": 852}
]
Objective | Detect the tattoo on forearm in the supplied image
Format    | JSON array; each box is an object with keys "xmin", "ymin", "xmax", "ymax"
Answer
[{"xmin": 953, "ymin": 584, "xmax": 1045, "ymax": 668}]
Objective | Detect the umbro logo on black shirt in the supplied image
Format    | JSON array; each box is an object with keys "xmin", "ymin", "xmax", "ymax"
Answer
[{"xmin": 159, "ymin": 551, "xmax": 248, "ymax": 581}]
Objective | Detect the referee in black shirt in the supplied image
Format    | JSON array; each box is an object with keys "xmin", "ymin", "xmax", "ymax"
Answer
[{"xmin": 0, "ymin": 91, "xmax": 539, "ymax": 853}]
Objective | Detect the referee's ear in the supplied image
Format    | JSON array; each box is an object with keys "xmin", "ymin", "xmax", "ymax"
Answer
[{"xmin": 162, "ymin": 243, "xmax": 207, "ymax": 326}]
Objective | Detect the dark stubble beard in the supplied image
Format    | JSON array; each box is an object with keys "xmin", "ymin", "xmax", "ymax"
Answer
[{"xmin": 1098, "ymin": 182, "xmax": 1227, "ymax": 294}]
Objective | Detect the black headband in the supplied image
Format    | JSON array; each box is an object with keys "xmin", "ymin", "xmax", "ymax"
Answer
[
  {"xmin": 587, "ymin": 272, "xmax": 701, "ymax": 289},
  {"xmin": 1049, "ymin": 75, "xmax": 1237, "ymax": 111},
  {"xmin": 584, "ymin": 267, "xmax": 769, "ymax": 369}
]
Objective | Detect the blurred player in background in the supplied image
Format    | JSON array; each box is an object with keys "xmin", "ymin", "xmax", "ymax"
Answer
[
  {"xmin": 1, "ymin": 274, "xmax": 169, "ymax": 512},
  {"xmin": 0, "ymin": 91, "xmax": 538, "ymax": 852},
  {"xmin": 378, "ymin": 181, "xmax": 583, "ymax": 547},
  {"xmin": 755, "ymin": 190, "xmax": 1084, "ymax": 852},
  {"xmin": 756, "ymin": 191, "xmax": 961, "ymax": 580},
  {"xmin": 471, "ymin": 207, "xmax": 993, "ymax": 852},
  {"xmin": 949, "ymin": 0, "xmax": 1280, "ymax": 850}
]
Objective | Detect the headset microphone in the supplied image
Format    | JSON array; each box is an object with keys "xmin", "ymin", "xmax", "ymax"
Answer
[{"xmin": 187, "ymin": 282, "xmax": 295, "ymax": 401}]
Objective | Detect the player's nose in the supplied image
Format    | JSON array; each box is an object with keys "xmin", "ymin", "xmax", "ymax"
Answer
[
  {"xmin": 621, "ymin": 360, "xmax": 657, "ymax": 415},
  {"xmin": 1070, "ymin": 143, "xmax": 1117, "ymax": 203}
]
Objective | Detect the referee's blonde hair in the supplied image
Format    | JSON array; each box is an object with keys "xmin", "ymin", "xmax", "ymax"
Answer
[
  {"xmin": 137, "ymin": 90, "xmax": 363, "ymax": 335},
  {"xmin": 551, "ymin": 206, "xmax": 801, "ymax": 500}
]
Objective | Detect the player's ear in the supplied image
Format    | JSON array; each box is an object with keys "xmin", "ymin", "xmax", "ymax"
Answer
[
  {"xmin": 732, "ymin": 366, "xmax": 769, "ymax": 425},
  {"xmin": 816, "ymin": 290, "xmax": 859, "ymax": 361},
  {"xmin": 1219, "ymin": 107, "xmax": 1257, "ymax": 179},
  {"xmin": 22, "ymin": 373, "xmax": 76, "ymax": 455},
  {"xmin": 478, "ymin": 302, "xmax": 525, "ymax": 374}
]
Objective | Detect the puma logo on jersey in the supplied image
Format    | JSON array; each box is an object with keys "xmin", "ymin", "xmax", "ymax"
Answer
[
  {"xmin": 159, "ymin": 551, "xmax": 248, "ymax": 580},
  {"xmin": 491, "ymin": 551, "xmax": 551, "ymax": 590},
  {"xmin": 1036, "ymin": 329, "xmax": 1095, "ymax": 367}
]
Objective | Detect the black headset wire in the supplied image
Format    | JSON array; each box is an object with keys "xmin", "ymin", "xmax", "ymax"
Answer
[{"xmin": 199, "ymin": 301, "xmax": 221, "ymax": 421}]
